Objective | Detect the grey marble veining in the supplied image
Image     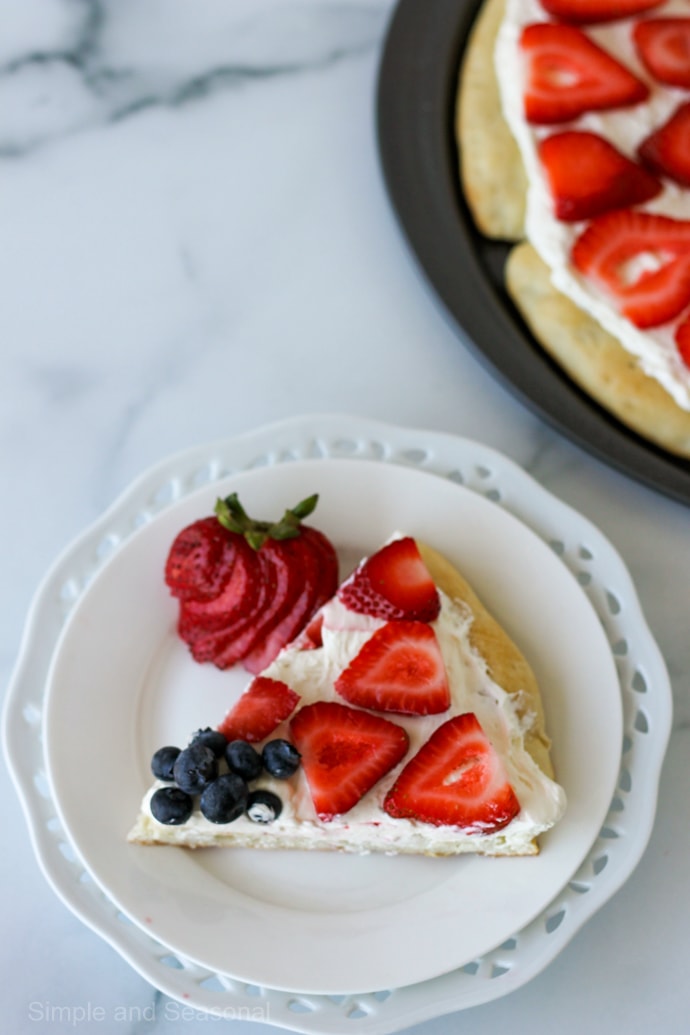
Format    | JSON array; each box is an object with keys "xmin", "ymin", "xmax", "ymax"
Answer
[
  {"xmin": 0, "ymin": 0, "xmax": 392, "ymax": 154},
  {"xmin": 1, "ymin": 1, "xmax": 688, "ymax": 1033}
]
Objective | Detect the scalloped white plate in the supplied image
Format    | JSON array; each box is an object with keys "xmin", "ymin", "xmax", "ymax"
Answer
[
  {"xmin": 43, "ymin": 457, "xmax": 617, "ymax": 995},
  {"xmin": 3, "ymin": 416, "xmax": 672, "ymax": 1031}
]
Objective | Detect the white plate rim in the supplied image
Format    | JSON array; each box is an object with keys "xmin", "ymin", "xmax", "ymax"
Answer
[{"xmin": 2, "ymin": 414, "xmax": 673, "ymax": 1033}]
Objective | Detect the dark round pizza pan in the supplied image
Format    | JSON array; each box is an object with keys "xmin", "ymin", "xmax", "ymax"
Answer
[{"xmin": 376, "ymin": 0, "xmax": 690, "ymax": 507}]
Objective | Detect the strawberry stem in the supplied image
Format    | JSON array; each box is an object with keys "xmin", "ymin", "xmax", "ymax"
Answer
[{"xmin": 214, "ymin": 492, "xmax": 319, "ymax": 550}]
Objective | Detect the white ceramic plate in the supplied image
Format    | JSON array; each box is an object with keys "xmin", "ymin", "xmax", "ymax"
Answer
[{"xmin": 43, "ymin": 456, "xmax": 621, "ymax": 996}]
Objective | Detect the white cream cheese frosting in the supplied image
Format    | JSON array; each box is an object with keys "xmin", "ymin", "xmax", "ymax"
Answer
[
  {"xmin": 135, "ymin": 582, "xmax": 566, "ymax": 855},
  {"xmin": 495, "ymin": 0, "xmax": 690, "ymax": 409}
]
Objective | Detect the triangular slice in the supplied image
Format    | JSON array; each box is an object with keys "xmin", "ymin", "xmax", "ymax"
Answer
[{"xmin": 129, "ymin": 536, "xmax": 566, "ymax": 856}]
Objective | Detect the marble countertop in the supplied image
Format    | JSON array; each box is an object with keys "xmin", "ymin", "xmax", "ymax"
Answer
[{"xmin": 2, "ymin": 1, "xmax": 688, "ymax": 1033}]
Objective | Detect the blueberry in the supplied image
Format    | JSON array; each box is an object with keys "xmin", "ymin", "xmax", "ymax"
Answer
[
  {"xmin": 151, "ymin": 745, "xmax": 181, "ymax": 781},
  {"xmin": 150, "ymin": 786, "xmax": 193, "ymax": 825},
  {"xmin": 262, "ymin": 739, "xmax": 301, "ymax": 779},
  {"xmin": 246, "ymin": 789, "xmax": 283, "ymax": 824},
  {"xmin": 189, "ymin": 727, "xmax": 227, "ymax": 758},
  {"xmin": 225, "ymin": 740, "xmax": 263, "ymax": 781},
  {"xmin": 173, "ymin": 742, "xmax": 218, "ymax": 795},
  {"xmin": 200, "ymin": 773, "xmax": 248, "ymax": 824}
]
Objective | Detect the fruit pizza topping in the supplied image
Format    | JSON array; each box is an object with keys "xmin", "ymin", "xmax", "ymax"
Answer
[
  {"xmin": 225, "ymin": 739, "xmax": 263, "ymax": 781},
  {"xmin": 338, "ymin": 536, "xmax": 440, "ymax": 622},
  {"xmin": 519, "ymin": 24, "xmax": 649, "ymax": 126},
  {"xmin": 383, "ymin": 714, "xmax": 521, "ymax": 833},
  {"xmin": 165, "ymin": 493, "xmax": 338, "ymax": 671},
  {"xmin": 675, "ymin": 315, "xmax": 690, "ymax": 368},
  {"xmin": 512, "ymin": 1, "xmax": 690, "ymax": 348},
  {"xmin": 538, "ymin": 0, "xmax": 664, "ymax": 24},
  {"xmin": 571, "ymin": 210, "xmax": 690, "ymax": 328},
  {"xmin": 638, "ymin": 103, "xmax": 690, "ymax": 190},
  {"xmin": 218, "ymin": 676, "xmax": 301, "ymax": 743},
  {"xmin": 200, "ymin": 773, "xmax": 248, "ymax": 824},
  {"xmin": 290, "ymin": 702, "xmax": 410, "ymax": 821},
  {"xmin": 632, "ymin": 18, "xmax": 690, "ymax": 89},
  {"xmin": 155, "ymin": 528, "xmax": 534, "ymax": 837},
  {"xmin": 190, "ymin": 727, "xmax": 228, "ymax": 757},
  {"xmin": 150, "ymin": 787, "xmax": 194, "ymax": 826},
  {"xmin": 173, "ymin": 742, "xmax": 218, "ymax": 795},
  {"xmin": 538, "ymin": 131, "xmax": 662, "ymax": 223},
  {"xmin": 262, "ymin": 738, "xmax": 301, "ymax": 779},
  {"xmin": 150, "ymin": 745, "xmax": 181, "ymax": 782},
  {"xmin": 293, "ymin": 611, "xmax": 325, "ymax": 650},
  {"xmin": 335, "ymin": 621, "xmax": 451, "ymax": 716},
  {"xmin": 246, "ymin": 790, "xmax": 283, "ymax": 824},
  {"xmin": 147, "ymin": 728, "xmax": 302, "ymax": 826}
]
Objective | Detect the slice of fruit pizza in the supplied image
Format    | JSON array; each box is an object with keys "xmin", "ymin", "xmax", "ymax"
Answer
[{"xmin": 129, "ymin": 504, "xmax": 566, "ymax": 857}]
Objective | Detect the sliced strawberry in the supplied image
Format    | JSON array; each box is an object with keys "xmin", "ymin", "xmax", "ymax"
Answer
[
  {"xmin": 206, "ymin": 548, "xmax": 300, "ymax": 669},
  {"xmin": 300, "ymin": 526, "xmax": 340, "ymax": 607},
  {"xmin": 675, "ymin": 315, "xmax": 690, "ymax": 369},
  {"xmin": 539, "ymin": 0, "xmax": 664, "ymax": 24},
  {"xmin": 633, "ymin": 18, "xmax": 690, "ymax": 89},
  {"xmin": 179, "ymin": 540, "xmax": 298, "ymax": 667},
  {"xmin": 218, "ymin": 676, "xmax": 301, "ymax": 743},
  {"xmin": 383, "ymin": 714, "xmax": 520, "ymax": 832},
  {"xmin": 165, "ymin": 517, "xmax": 237, "ymax": 602},
  {"xmin": 338, "ymin": 537, "xmax": 440, "ymax": 622},
  {"xmin": 538, "ymin": 131, "xmax": 661, "ymax": 223},
  {"xmin": 296, "ymin": 611, "xmax": 325, "ymax": 649},
  {"xmin": 334, "ymin": 621, "xmax": 450, "ymax": 716},
  {"xmin": 179, "ymin": 568, "xmax": 271, "ymax": 666},
  {"xmin": 572, "ymin": 210, "xmax": 690, "ymax": 328},
  {"xmin": 177, "ymin": 535, "xmax": 260, "ymax": 635},
  {"xmin": 289, "ymin": 702, "xmax": 409, "ymax": 821},
  {"xmin": 243, "ymin": 537, "xmax": 321, "ymax": 673},
  {"xmin": 171, "ymin": 492, "xmax": 339, "ymax": 670},
  {"xmin": 520, "ymin": 23, "xmax": 649, "ymax": 125},
  {"xmin": 637, "ymin": 102, "xmax": 690, "ymax": 189}
]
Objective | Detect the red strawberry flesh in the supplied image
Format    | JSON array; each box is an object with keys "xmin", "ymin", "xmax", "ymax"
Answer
[
  {"xmin": 520, "ymin": 23, "xmax": 649, "ymax": 125},
  {"xmin": 167, "ymin": 492, "xmax": 339, "ymax": 671},
  {"xmin": 383, "ymin": 713, "xmax": 521, "ymax": 833},
  {"xmin": 572, "ymin": 210, "xmax": 690, "ymax": 329},
  {"xmin": 290, "ymin": 701, "xmax": 409, "ymax": 821},
  {"xmin": 300, "ymin": 526, "xmax": 340, "ymax": 601},
  {"xmin": 218, "ymin": 676, "xmax": 300, "ymax": 743},
  {"xmin": 675, "ymin": 316, "xmax": 690, "ymax": 369},
  {"xmin": 538, "ymin": 131, "xmax": 661, "ymax": 223},
  {"xmin": 165, "ymin": 517, "xmax": 236, "ymax": 602},
  {"xmin": 335, "ymin": 621, "xmax": 451, "ymax": 715},
  {"xmin": 633, "ymin": 18, "xmax": 690, "ymax": 89},
  {"xmin": 178, "ymin": 568, "xmax": 269, "ymax": 665},
  {"xmin": 293, "ymin": 611, "xmax": 326, "ymax": 651},
  {"xmin": 338, "ymin": 537, "xmax": 440, "ymax": 622},
  {"xmin": 539, "ymin": 0, "xmax": 664, "ymax": 24},
  {"xmin": 638, "ymin": 102, "xmax": 690, "ymax": 189},
  {"xmin": 242, "ymin": 532, "xmax": 329, "ymax": 673},
  {"xmin": 177, "ymin": 535, "xmax": 259, "ymax": 634}
]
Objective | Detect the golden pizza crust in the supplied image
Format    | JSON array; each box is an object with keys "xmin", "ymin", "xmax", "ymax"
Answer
[
  {"xmin": 418, "ymin": 541, "xmax": 554, "ymax": 781},
  {"xmin": 457, "ymin": 0, "xmax": 526, "ymax": 241},
  {"xmin": 506, "ymin": 243, "xmax": 690, "ymax": 458}
]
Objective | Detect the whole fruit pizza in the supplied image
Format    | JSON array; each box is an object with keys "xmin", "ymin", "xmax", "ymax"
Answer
[
  {"xmin": 457, "ymin": 0, "xmax": 690, "ymax": 457},
  {"xmin": 129, "ymin": 492, "xmax": 566, "ymax": 857}
]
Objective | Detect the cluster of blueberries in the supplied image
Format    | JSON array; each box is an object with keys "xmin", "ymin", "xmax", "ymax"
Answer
[{"xmin": 149, "ymin": 728, "xmax": 301, "ymax": 826}]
